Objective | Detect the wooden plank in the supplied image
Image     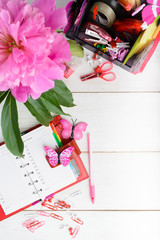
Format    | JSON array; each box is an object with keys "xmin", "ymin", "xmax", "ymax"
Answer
[
  {"xmin": 1, "ymin": 93, "xmax": 160, "ymax": 151},
  {"xmin": 27, "ymin": 152, "xmax": 160, "ymax": 211},
  {"xmin": 0, "ymin": 210, "xmax": 160, "ymax": 240},
  {"xmin": 61, "ymin": 93, "xmax": 160, "ymax": 152}
]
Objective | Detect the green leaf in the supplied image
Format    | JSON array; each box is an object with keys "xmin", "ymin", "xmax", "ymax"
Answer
[
  {"xmin": 1, "ymin": 92, "xmax": 24, "ymax": 157},
  {"xmin": 41, "ymin": 90, "xmax": 69, "ymax": 116},
  {"xmin": 51, "ymin": 80, "xmax": 75, "ymax": 107},
  {"xmin": 0, "ymin": 91, "xmax": 9, "ymax": 104},
  {"xmin": 68, "ymin": 40, "xmax": 84, "ymax": 58},
  {"xmin": 24, "ymin": 97, "xmax": 53, "ymax": 126}
]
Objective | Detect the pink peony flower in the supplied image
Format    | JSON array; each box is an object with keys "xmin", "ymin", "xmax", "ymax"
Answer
[{"xmin": 0, "ymin": 0, "xmax": 71, "ymax": 102}]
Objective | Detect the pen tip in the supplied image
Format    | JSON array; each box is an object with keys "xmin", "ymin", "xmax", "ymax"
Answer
[{"xmin": 91, "ymin": 197, "xmax": 95, "ymax": 204}]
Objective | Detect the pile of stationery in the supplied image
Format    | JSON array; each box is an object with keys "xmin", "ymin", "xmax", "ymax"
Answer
[
  {"xmin": 0, "ymin": 115, "xmax": 96, "ymax": 239},
  {"xmin": 66, "ymin": 0, "xmax": 160, "ymax": 73},
  {"xmin": 23, "ymin": 193, "xmax": 84, "ymax": 238}
]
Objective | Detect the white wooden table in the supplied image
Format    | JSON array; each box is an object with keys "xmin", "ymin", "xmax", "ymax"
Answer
[{"xmin": 0, "ymin": 1, "xmax": 160, "ymax": 239}]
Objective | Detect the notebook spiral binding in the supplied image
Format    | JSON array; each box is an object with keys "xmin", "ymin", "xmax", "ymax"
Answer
[
  {"xmin": 20, "ymin": 163, "xmax": 29, "ymax": 168},
  {"xmin": 24, "ymin": 171, "xmax": 34, "ymax": 177},
  {"xmin": 33, "ymin": 189, "xmax": 42, "ymax": 194},
  {"xmin": 28, "ymin": 180, "xmax": 38, "ymax": 186},
  {"xmin": 19, "ymin": 163, "xmax": 42, "ymax": 195}
]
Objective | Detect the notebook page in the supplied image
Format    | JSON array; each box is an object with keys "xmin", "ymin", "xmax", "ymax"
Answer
[
  {"xmin": 0, "ymin": 146, "xmax": 39, "ymax": 215},
  {"xmin": 22, "ymin": 126, "xmax": 76, "ymax": 199}
]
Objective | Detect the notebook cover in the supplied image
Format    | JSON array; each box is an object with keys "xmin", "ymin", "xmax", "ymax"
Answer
[{"xmin": 0, "ymin": 116, "xmax": 88, "ymax": 221}]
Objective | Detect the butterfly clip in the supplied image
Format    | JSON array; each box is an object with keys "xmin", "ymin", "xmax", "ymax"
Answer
[
  {"xmin": 60, "ymin": 119, "xmax": 88, "ymax": 140},
  {"xmin": 44, "ymin": 146, "xmax": 74, "ymax": 167},
  {"xmin": 142, "ymin": 0, "xmax": 160, "ymax": 25}
]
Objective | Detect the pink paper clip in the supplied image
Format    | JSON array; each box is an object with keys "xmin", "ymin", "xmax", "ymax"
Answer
[
  {"xmin": 132, "ymin": 3, "xmax": 146, "ymax": 16},
  {"xmin": 29, "ymin": 220, "xmax": 39, "ymax": 227},
  {"xmin": 71, "ymin": 216, "xmax": 84, "ymax": 225},
  {"xmin": 26, "ymin": 226, "xmax": 35, "ymax": 233},
  {"xmin": 72, "ymin": 226, "xmax": 80, "ymax": 238},
  {"xmin": 23, "ymin": 218, "xmax": 45, "ymax": 233},
  {"xmin": 23, "ymin": 218, "xmax": 35, "ymax": 228},
  {"xmin": 50, "ymin": 213, "xmax": 63, "ymax": 221},
  {"xmin": 32, "ymin": 221, "xmax": 45, "ymax": 231},
  {"xmin": 37, "ymin": 211, "xmax": 50, "ymax": 217}
]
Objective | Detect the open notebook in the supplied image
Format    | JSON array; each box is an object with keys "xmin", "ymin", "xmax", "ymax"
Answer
[{"xmin": 0, "ymin": 125, "xmax": 78, "ymax": 216}]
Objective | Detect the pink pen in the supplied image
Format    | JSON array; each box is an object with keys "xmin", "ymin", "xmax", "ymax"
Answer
[{"xmin": 87, "ymin": 133, "xmax": 95, "ymax": 204}]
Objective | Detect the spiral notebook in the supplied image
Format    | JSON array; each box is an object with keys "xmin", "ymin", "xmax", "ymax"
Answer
[{"xmin": 0, "ymin": 121, "xmax": 88, "ymax": 220}]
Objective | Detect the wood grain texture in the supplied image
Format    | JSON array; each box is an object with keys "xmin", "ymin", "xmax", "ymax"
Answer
[
  {"xmin": 0, "ymin": 211, "xmax": 160, "ymax": 240},
  {"xmin": 0, "ymin": 0, "xmax": 160, "ymax": 239},
  {"xmin": 1, "ymin": 93, "xmax": 160, "ymax": 152},
  {"xmin": 24, "ymin": 152, "xmax": 160, "ymax": 211}
]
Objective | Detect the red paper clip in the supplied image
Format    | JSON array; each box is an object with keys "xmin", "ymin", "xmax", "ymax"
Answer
[
  {"xmin": 58, "ymin": 200, "xmax": 71, "ymax": 209},
  {"xmin": 54, "ymin": 202, "xmax": 64, "ymax": 209},
  {"xmin": 50, "ymin": 213, "xmax": 63, "ymax": 221},
  {"xmin": 71, "ymin": 216, "xmax": 84, "ymax": 225},
  {"xmin": 42, "ymin": 202, "xmax": 57, "ymax": 211}
]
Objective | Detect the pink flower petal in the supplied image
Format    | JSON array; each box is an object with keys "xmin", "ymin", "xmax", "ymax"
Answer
[
  {"xmin": 32, "ymin": 0, "xmax": 56, "ymax": 23},
  {"xmin": 31, "ymin": 74, "xmax": 55, "ymax": 93},
  {"xmin": 12, "ymin": 48, "xmax": 25, "ymax": 63},
  {"xmin": 30, "ymin": 60, "xmax": 64, "ymax": 94},
  {"xmin": 11, "ymin": 84, "xmax": 29, "ymax": 102},
  {"xmin": 0, "ymin": 0, "xmax": 71, "ymax": 102},
  {"xmin": 46, "ymin": 8, "xmax": 67, "ymax": 31},
  {"xmin": 10, "ymin": 22, "xmax": 20, "ymax": 45},
  {"xmin": 0, "ymin": 81, "xmax": 9, "ymax": 91},
  {"xmin": 49, "ymin": 32, "xmax": 71, "ymax": 66}
]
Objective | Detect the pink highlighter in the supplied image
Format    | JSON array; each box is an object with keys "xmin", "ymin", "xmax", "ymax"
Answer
[{"xmin": 87, "ymin": 133, "xmax": 95, "ymax": 204}]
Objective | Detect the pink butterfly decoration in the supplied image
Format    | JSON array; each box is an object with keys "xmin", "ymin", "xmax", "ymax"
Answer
[
  {"xmin": 142, "ymin": 0, "xmax": 160, "ymax": 25},
  {"xmin": 44, "ymin": 146, "xmax": 74, "ymax": 167},
  {"xmin": 60, "ymin": 119, "xmax": 88, "ymax": 140}
]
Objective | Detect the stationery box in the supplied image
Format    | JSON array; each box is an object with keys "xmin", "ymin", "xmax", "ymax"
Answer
[{"xmin": 66, "ymin": 0, "xmax": 160, "ymax": 74}]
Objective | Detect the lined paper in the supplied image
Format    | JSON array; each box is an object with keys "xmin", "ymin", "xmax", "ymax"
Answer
[
  {"xmin": 0, "ymin": 126, "xmax": 76, "ymax": 215},
  {"xmin": 0, "ymin": 146, "xmax": 38, "ymax": 214}
]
